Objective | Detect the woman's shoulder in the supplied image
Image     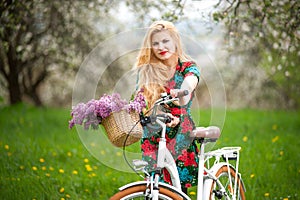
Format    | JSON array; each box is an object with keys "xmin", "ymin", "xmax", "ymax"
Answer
[{"xmin": 178, "ymin": 60, "xmax": 200, "ymax": 76}]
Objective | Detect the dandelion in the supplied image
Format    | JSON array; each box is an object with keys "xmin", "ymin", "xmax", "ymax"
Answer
[
  {"xmin": 116, "ymin": 152, "xmax": 122, "ymax": 156},
  {"xmin": 60, "ymin": 198, "xmax": 65, "ymax": 200},
  {"xmin": 189, "ymin": 191, "xmax": 196, "ymax": 196},
  {"xmin": 4, "ymin": 145, "xmax": 9, "ymax": 150},
  {"xmin": 85, "ymin": 189, "xmax": 89, "ymax": 193},
  {"xmin": 59, "ymin": 187, "xmax": 65, "ymax": 193},
  {"xmin": 45, "ymin": 173, "xmax": 50, "ymax": 177},
  {"xmin": 272, "ymin": 136, "xmax": 279, "ymax": 143},
  {"xmin": 84, "ymin": 158, "xmax": 89, "ymax": 163},
  {"xmin": 85, "ymin": 165, "xmax": 93, "ymax": 172},
  {"xmin": 72, "ymin": 170, "xmax": 78, "ymax": 175},
  {"xmin": 49, "ymin": 166, "xmax": 54, "ymax": 171},
  {"xmin": 283, "ymin": 198, "xmax": 288, "ymax": 200},
  {"xmin": 20, "ymin": 165, "xmax": 25, "ymax": 170},
  {"xmin": 242, "ymin": 136, "xmax": 248, "ymax": 142},
  {"xmin": 112, "ymin": 177, "xmax": 116, "ymax": 181},
  {"xmin": 250, "ymin": 174, "xmax": 255, "ymax": 178},
  {"xmin": 42, "ymin": 166, "xmax": 47, "ymax": 171},
  {"xmin": 279, "ymin": 151, "xmax": 284, "ymax": 156},
  {"xmin": 264, "ymin": 193, "xmax": 270, "ymax": 197},
  {"xmin": 100, "ymin": 150, "xmax": 105, "ymax": 155},
  {"xmin": 59, "ymin": 169, "xmax": 64, "ymax": 173},
  {"xmin": 67, "ymin": 152, "xmax": 72, "ymax": 157},
  {"xmin": 90, "ymin": 142, "xmax": 96, "ymax": 147},
  {"xmin": 39, "ymin": 158, "xmax": 45, "ymax": 163},
  {"xmin": 32, "ymin": 166, "xmax": 38, "ymax": 171},
  {"xmin": 65, "ymin": 194, "xmax": 71, "ymax": 198}
]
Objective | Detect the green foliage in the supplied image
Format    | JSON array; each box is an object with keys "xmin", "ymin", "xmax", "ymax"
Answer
[{"xmin": 0, "ymin": 105, "xmax": 299, "ymax": 199}]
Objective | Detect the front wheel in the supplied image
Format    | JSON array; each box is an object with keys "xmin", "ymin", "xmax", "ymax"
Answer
[
  {"xmin": 203, "ymin": 165, "xmax": 246, "ymax": 200},
  {"xmin": 110, "ymin": 182, "xmax": 189, "ymax": 200}
]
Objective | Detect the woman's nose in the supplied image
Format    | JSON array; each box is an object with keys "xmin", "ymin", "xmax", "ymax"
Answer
[{"xmin": 158, "ymin": 42, "xmax": 164, "ymax": 50}]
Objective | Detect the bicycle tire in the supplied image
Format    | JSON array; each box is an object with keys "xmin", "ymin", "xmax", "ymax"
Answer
[
  {"xmin": 206, "ymin": 165, "xmax": 246, "ymax": 200},
  {"xmin": 110, "ymin": 183, "xmax": 187, "ymax": 200}
]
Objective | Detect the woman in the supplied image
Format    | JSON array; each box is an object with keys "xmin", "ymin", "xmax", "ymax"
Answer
[{"xmin": 134, "ymin": 20, "xmax": 200, "ymax": 193}]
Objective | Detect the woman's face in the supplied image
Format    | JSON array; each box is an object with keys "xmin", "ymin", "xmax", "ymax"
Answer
[{"xmin": 151, "ymin": 30, "xmax": 176, "ymax": 61}]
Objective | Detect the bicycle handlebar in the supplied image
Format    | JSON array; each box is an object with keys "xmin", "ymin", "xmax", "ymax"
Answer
[{"xmin": 140, "ymin": 89, "xmax": 188, "ymax": 128}]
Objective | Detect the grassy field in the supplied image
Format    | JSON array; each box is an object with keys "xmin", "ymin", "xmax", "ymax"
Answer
[{"xmin": 0, "ymin": 103, "xmax": 299, "ymax": 199}]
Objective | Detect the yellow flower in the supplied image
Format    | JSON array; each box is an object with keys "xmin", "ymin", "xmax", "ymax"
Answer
[
  {"xmin": 242, "ymin": 136, "xmax": 248, "ymax": 142},
  {"xmin": 65, "ymin": 194, "xmax": 71, "ymax": 198},
  {"xmin": 85, "ymin": 165, "xmax": 93, "ymax": 172},
  {"xmin": 100, "ymin": 150, "xmax": 106, "ymax": 155},
  {"xmin": 116, "ymin": 152, "xmax": 122, "ymax": 156},
  {"xmin": 59, "ymin": 169, "xmax": 64, "ymax": 173},
  {"xmin": 72, "ymin": 170, "xmax": 78, "ymax": 175},
  {"xmin": 45, "ymin": 173, "xmax": 50, "ymax": 177},
  {"xmin": 4, "ymin": 145, "xmax": 9, "ymax": 150},
  {"xmin": 32, "ymin": 166, "xmax": 38, "ymax": 171},
  {"xmin": 59, "ymin": 187, "xmax": 65, "ymax": 193},
  {"xmin": 20, "ymin": 165, "xmax": 25, "ymax": 170},
  {"xmin": 60, "ymin": 198, "xmax": 65, "ymax": 200},
  {"xmin": 84, "ymin": 158, "xmax": 89, "ymax": 163},
  {"xmin": 67, "ymin": 152, "xmax": 72, "ymax": 157},
  {"xmin": 272, "ymin": 136, "xmax": 279, "ymax": 143},
  {"xmin": 283, "ymin": 198, "xmax": 288, "ymax": 200},
  {"xmin": 39, "ymin": 158, "xmax": 45, "ymax": 163},
  {"xmin": 90, "ymin": 142, "xmax": 96, "ymax": 147},
  {"xmin": 264, "ymin": 193, "xmax": 270, "ymax": 197},
  {"xmin": 49, "ymin": 166, "xmax": 54, "ymax": 171},
  {"xmin": 279, "ymin": 151, "xmax": 284, "ymax": 156},
  {"xmin": 250, "ymin": 174, "xmax": 255, "ymax": 178},
  {"xmin": 42, "ymin": 166, "xmax": 47, "ymax": 171},
  {"xmin": 189, "ymin": 191, "xmax": 196, "ymax": 196}
]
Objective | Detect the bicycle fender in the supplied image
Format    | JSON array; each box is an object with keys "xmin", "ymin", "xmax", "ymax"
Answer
[{"xmin": 117, "ymin": 181, "xmax": 191, "ymax": 200}]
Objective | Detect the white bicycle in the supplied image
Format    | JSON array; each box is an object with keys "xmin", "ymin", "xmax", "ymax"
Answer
[{"xmin": 110, "ymin": 91, "xmax": 246, "ymax": 200}]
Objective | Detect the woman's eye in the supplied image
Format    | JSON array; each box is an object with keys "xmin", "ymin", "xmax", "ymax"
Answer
[
  {"xmin": 152, "ymin": 42, "xmax": 159, "ymax": 46},
  {"xmin": 163, "ymin": 39, "xmax": 169, "ymax": 43}
]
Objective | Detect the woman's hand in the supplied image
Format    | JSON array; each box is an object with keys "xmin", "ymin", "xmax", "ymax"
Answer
[{"xmin": 165, "ymin": 113, "xmax": 180, "ymax": 128}]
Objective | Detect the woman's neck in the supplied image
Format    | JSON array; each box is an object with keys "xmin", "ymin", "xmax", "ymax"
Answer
[{"xmin": 162, "ymin": 54, "xmax": 178, "ymax": 68}]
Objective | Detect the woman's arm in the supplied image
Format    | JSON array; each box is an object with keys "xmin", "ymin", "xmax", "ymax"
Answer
[{"xmin": 170, "ymin": 75, "xmax": 198, "ymax": 105}]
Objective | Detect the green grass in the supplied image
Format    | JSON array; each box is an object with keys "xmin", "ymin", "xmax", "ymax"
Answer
[{"xmin": 0, "ymin": 104, "xmax": 299, "ymax": 199}]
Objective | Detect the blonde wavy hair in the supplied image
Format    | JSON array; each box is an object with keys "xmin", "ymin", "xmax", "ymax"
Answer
[{"xmin": 134, "ymin": 20, "xmax": 192, "ymax": 110}]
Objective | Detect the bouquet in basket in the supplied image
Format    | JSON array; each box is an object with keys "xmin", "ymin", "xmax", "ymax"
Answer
[{"xmin": 68, "ymin": 91, "xmax": 146, "ymax": 147}]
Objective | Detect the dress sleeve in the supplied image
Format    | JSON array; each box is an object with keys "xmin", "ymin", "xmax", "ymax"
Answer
[{"xmin": 181, "ymin": 62, "xmax": 200, "ymax": 82}]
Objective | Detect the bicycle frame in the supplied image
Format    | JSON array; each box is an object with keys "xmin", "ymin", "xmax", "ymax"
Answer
[{"xmin": 147, "ymin": 119, "xmax": 244, "ymax": 200}]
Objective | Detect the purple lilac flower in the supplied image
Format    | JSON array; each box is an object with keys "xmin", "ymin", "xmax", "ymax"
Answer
[{"xmin": 69, "ymin": 92, "xmax": 146, "ymax": 130}]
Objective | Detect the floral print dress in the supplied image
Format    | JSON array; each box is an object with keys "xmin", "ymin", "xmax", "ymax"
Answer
[{"xmin": 141, "ymin": 60, "xmax": 200, "ymax": 188}]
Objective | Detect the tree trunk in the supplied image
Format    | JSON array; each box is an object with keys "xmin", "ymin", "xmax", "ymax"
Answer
[{"xmin": 8, "ymin": 70, "xmax": 22, "ymax": 104}]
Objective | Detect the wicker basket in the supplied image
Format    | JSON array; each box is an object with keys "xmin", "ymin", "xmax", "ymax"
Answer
[{"xmin": 101, "ymin": 109, "xmax": 143, "ymax": 147}]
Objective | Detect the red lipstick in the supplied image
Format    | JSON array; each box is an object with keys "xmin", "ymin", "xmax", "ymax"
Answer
[{"xmin": 159, "ymin": 51, "xmax": 167, "ymax": 55}]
